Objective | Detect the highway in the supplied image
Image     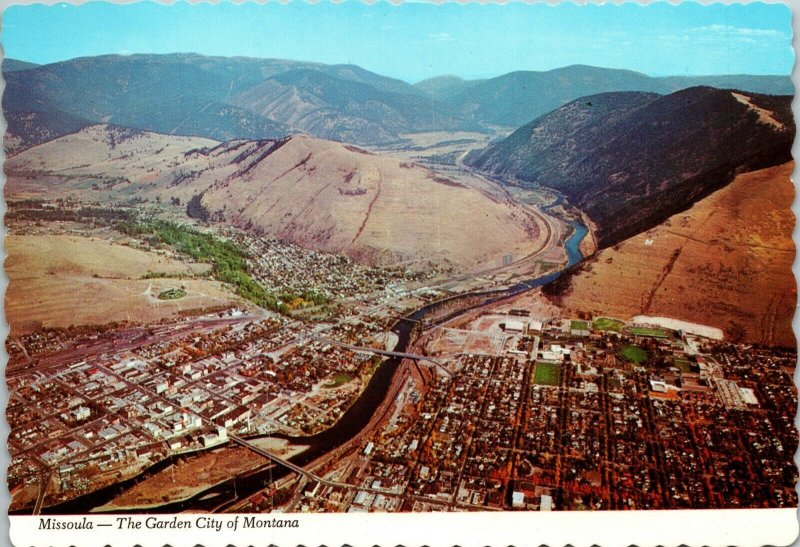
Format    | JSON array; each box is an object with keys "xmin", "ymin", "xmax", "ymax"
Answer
[
  {"xmin": 223, "ymin": 359, "xmax": 418, "ymax": 513},
  {"xmin": 228, "ymin": 435, "xmax": 399, "ymax": 497},
  {"xmin": 31, "ymin": 460, "xmax": 51, "ymax": 516},
  {"xmin": 229, "ymin": 435, "xmax": 336, "ymax": 486},
  {"xmin": 230, "ymin": 427, "xmax": 493, "ymax": 511}
]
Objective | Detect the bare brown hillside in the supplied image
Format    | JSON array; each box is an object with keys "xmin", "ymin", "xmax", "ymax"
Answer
[
  {"xmin": 5, "ymin": 234, "xmax": 235, "ymax": 334},
  {"xmin": 195, "ymin": 135, "xmax": 546, "ymax": 269},
  {"xmin": 553, "ymin": 162, "xmax": 796, "ymax": 346},
  {"xmin": 6, "ymin": 125, "xmax": 547, "ymax": 271}
]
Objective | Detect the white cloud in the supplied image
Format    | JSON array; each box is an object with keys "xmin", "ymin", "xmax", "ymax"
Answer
[{"xmin": 687, "ymin": 24, "xmax": 785, "ymax": 39}]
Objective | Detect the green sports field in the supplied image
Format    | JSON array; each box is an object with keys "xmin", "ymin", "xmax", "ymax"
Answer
[
  {"xmin": 628, "ymin": 326, "xmax": 670, "ymax": 338},
  {"xmin": 570, "ymin": 320, "xmax": 590, "ymax": 331},
  {"xmin": 533, "ymin": 362, "xmax": 561, "ymax": 386},
  {"xmin": 592, "ymin": 317, "xmax": 625, "ymax": 332},
  {"xmin": 620, "ymin": 345, "xmax": 648, "ymax": 364}
]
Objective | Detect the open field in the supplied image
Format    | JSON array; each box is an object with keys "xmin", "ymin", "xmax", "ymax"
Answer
[
  {"xmin": 392, "ymin": 130, "xmax": 497, "ymax": 156},
  {"xmin": 620, "ymin": 345, "xmax": 648, "ymax": 364},
  {"xmin": 5, "ymin": 234, "xmax": 238, "ymax": 334},
  {"xmin": 6, "ymin": 233, "xmax": 209, "ymax": 278},
  {"xmin": 627, "ymin": 326, "xmax": 670, "ymax": 338},
  {"xmin": 324, "ymin": 373, "xmax": 354, "ymax": 388},
  {"xmin": 463, "ymin": 332, "xmax": 507, "ymax": 355},
  {"xmin": 427, "ymin": 328, "xmax": 470, "ymax": 357},
  {"xmin": 533, "ymin": 362, "xmax": 561, "ymax": 386},
  {"xmin": 427, "ymin": 326, "xmax": 506, "ymax": 357},
  {"xmin": 557, "ymin": 162, "xmax": 796, "ymax": 346},
  {"xmin": 593, "ymin": 317, "xmax": 625, "ymax": 332}
]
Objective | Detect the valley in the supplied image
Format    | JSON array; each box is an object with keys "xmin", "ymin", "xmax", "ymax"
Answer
[{"xmin": 4, "ymin": 50, "xmax": 796, "ymax": 518}]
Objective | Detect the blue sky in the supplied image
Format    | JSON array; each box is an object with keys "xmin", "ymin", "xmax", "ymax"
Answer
[{"xmin": 1, "ymin": 1, "xmax": 793, "ymax": 82}]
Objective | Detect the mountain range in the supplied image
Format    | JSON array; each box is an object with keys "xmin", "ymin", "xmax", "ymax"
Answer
[
  {"xmin": 416, "ymin": 65, "xmax": 793, "ymax": 127},
  {"xmin": 3, "ymin": 53, "xmax": 792, "ymax": 151},
  {"xmin": 465, "ymin": 86, "xmax": 794, "ymax": 247}
]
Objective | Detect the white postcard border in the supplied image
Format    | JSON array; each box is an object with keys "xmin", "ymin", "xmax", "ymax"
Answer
[{"xmin": 9, "ymin": 509, "xmax": 800, "ymax": 547}]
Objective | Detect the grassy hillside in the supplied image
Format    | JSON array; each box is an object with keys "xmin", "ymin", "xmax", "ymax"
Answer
[{"xmin": 5, "ymin": 233, "xmax": 231, "ymax": 334}]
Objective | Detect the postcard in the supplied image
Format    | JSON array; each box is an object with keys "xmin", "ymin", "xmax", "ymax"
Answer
[{"xmin": 2, "ymin": 0, "xmax": 798, "ymax": 545}]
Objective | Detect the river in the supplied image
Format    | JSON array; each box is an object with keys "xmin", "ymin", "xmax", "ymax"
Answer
[{"xmin": 36, "ymin": 210, "xmax": 588, "ymax": 515}]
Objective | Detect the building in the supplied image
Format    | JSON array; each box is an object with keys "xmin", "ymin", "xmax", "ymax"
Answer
[
  {"xmin": 528, "ymin": 320, "xmax": 544, "ymax": 332},
  {"xmin": 505, "ymin": 320, "xmax": 526, "ymax": 334},
  {"xmin": 72, "ymin": 406, "xmax": 90, "ymax": 421}
]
